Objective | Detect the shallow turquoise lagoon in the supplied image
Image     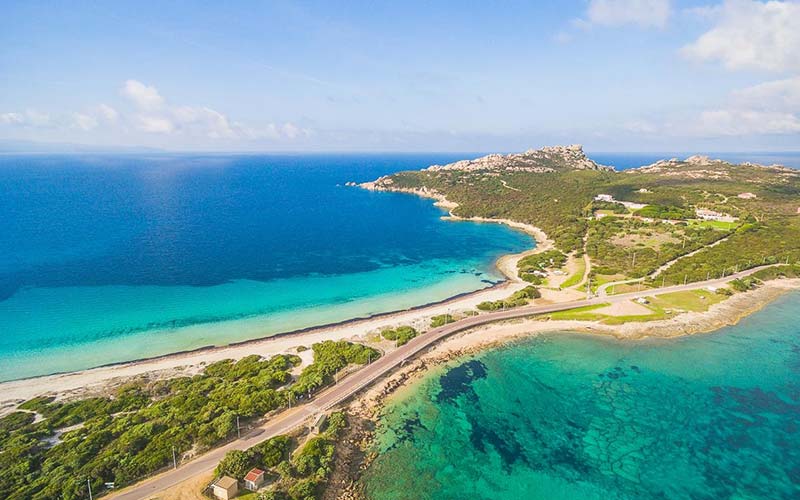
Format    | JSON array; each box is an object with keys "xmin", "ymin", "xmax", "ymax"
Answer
[
  {"xmin": 364, "ymin": 291, "xmax": 800, "ymax": 499},
  {"xmin": 0, "ymin": 154, "xmax": 533, "ymax": 381}
]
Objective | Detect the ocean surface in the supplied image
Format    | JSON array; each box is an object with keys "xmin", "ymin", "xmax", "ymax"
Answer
[
  {"xmin": 363, "ymin": 291, "xmax": 800, "ymax": 500},
  {"xmin": 1, "ymin": 151, "xmax": 797, "ymax": 382},
  {"xmin": 0, "ymin": 153, "xmax": 535, "ymax": 381}
]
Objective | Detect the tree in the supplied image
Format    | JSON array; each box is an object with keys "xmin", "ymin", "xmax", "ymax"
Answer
[{"xmin": 216, "ymin": 450, "xmax": 251, "ymax": 480}]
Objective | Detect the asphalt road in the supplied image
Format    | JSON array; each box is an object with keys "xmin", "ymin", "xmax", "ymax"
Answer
[{"xmin": 108, "ymin": 266, "xmax": 768, "ymax": 500}]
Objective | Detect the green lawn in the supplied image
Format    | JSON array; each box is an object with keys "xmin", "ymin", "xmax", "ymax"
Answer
[
  {"xmin": 549, "ymin": 303, "xmax": 609, "ymax": 321},
  {"xmin": 560, "ymin": 256, "xmax": 586, "ymax": 289},
  {"xmin": 649, "ymin": 289, "xmax": 726, "ymax": 312},
  {"xmin": 686, "ymin": 219, "xmax": 739, "ymax": 231},
  {"xmin": 590, "ymin": 273, "xmax": 627, "ymax": 293},
  {"xmin": 547, "ymin": 300, "xmax": 675, "ymax": 325}
]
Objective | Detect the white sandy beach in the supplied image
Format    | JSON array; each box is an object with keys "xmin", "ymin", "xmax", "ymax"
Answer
[{"xmin": 0, "ymin": 217, "xmax": 552, "ymax": 413}]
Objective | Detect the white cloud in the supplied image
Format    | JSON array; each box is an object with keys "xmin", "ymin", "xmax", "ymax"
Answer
[
  {"xmin": 580, "ymin": 0, "xmax": 672, "ymax": 28},
  {"xmin": 72, "ymin": 112, "xmax": 98, "ymax": 131},
  {"xmin": 691, "ymin": 75, "xmax": 800, "ymax": 135},
  {"xmin": 136, "ymin": 115, "xmax": 175, "ymax": 134},
  {"xmin": 172, "ymin": 106, "xmax": 236, "ymax": 138},
  {"xmin": 682, "ymin": 0, "xmax": 800, "ymax": 72},
  {"xmin": 95, "ymin": 104, "xmax": 119, "ymax": 122},
  {"xmin": 633, "ymin": 76, "xmax": 800, "ymax": 137},
  {"xmin": 0, "ymin": 109, "xmax": 52, "ymax": 128},
  {"xmin": 281, "ymin": 122, "xmax": 300, "ymax": 139},
  {"xmin": 121, "ymin": 80, "xmax": 165, "ymax": 110},
  {"xmin": 2, "ymin": 80, "xmax": 308, "ymax": 144},
  {"xmin": 731, "ymin": 75, "xmax": 800, "ymax": 110},
  {"xmin": 0, "ymin": 112, "xmax": 24, "ymax": 125},
  {"xmin": 694, "ymin": 109, "xmax": 800, "ymax": 135}
]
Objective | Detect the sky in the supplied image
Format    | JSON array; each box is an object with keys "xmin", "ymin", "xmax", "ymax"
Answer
[{"xmin": 1, "ymin": 0, "xmax": 799, "ymax": 152}]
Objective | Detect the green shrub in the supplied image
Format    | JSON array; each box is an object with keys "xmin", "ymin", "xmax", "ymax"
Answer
[
  {"xmin": 216, "ymin": 450, "xmax": 251, "ymax": 480},
  {"xmin": 430, "ymin": 314, "xmax": 455, "ymax": 328},
  {"xmin": 380, "ymin": 326, "xmax": 418, "ymax": 346},
  {"xmin": 287, "ymin": 478, "xmax": 318, "ymax": 500}
]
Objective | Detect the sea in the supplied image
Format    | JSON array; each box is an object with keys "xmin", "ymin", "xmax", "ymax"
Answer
[
  {"xmin": 0, "ymin": 153, "xmax": 534, "ymax": 381},
  {"xmin": 363, "ymin": 290, "xmax": 800, "ymax": 499},
  {"xmin": 0, "ymin": 150, "xmax": 797, "ymax": 382}
]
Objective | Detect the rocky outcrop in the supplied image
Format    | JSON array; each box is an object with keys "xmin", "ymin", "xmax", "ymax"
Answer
[
  {"xmin": 423, "ymin": 144, "xmax": 613, "ymax": 173},
  {"xmin": 632, "ymin": 155, "xmax": 792, "ymax": 174},
  {"xmin": 359, "ymin": 178, "xmax": 447, "ymax": 201}
]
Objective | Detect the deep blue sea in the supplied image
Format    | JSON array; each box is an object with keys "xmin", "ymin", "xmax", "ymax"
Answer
[
  {"xmin": 1, "ymin": 151, "xmax": 798, "ymax": 381},
  {"xmin": 0, "ymin": 153, "xmax": 534, "ymax": 381}
]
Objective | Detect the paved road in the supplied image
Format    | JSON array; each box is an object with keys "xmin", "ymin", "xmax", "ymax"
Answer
[{"xmin": 109, "ymin": 266, "xmax": 769, "ymax": 500}]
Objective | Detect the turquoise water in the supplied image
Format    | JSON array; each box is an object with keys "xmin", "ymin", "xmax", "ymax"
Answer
[
  {"xmin": 364, "ymin": 291, "xmax": 800, "ymax": 499},
  {"xmin": 0, "ymin": 154, "xmax": 533, "ymax": 381}
]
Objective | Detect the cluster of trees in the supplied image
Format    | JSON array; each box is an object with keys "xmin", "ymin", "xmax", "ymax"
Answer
[
  {"xmin": 659, "ymin": 218, "xmax": 800, "ymax": 284},
  {"xmin": 477, "ymin": 285, "xmax": 540, "ymax": 311},
  {"xmin": 591, "ymin": 200, "xmax": 628, "ymax": 214},
  {"xmin": 518, "ymin": 249, "xmax": 567, "ymax": 274},
  {"xmin": 289, "ymin": 341, "xmax": 379, "ymax": 399},
  {"xmin": 215, "ymin": 412, "xmax": 349, "ymax": 500},
  {"xmin": 634, "ymin": 205, "xmax": 695, "ymax": 220},
  {"xmin": 752, "ymin": 264, "xmax": 800, "ymax": 281},
  {"xmin": 380, "ymin": 326, "xmax": 419, "ymax": 347},
  {"xmin": 729, "ymin": 277, "xmax": 760, "ymax": 292},
  {"xmin": 430, "ymin": 314, "xmax": 455, "ymax": 328},
  {"xmin": 0, "ymin": 342, "xmax": 378, "ymax": 500},
  {"xmin": 587, "ymin": 217, "xmax": 730, "ymax": 278}
]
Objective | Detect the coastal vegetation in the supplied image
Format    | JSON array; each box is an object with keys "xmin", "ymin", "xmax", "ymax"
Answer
[
  {"xmin": 430, "ymin": 314, "xmax": 455, "ymax": 328},
  {"xmin": 477, "ymin": 285, "xmax": 541, "ymax": 311},
  {"xmin": 586, "ymin": 216, "xmax": 730, "ymax": 278},
  {"xmin": 517, "ymin": 249, "xmax": 567, "ymax": 283},
  {"xmin": 368, "ymin": 148, "xmax": 800, "ymax": 286},
  {"xmin": 559, "ymin": 256, "xmax": 586, "ymax": 289},
  {"xmin": 656, "ymin": 218, "xmax": 800, "ymax": 285},
  {"xmin": 0, "ymin": 342, "xmax": 377, "ymax": 500},
  {"xmin": 634, "ymin": 204, "xmax": 694, "ymax": 220},
  {"xmin": 214, "ymin": 412, "xmax": 348, "ymax": 500},
  {"xmin": 380, "ymin": 326, "xmax": 419, "ymax": 346}
]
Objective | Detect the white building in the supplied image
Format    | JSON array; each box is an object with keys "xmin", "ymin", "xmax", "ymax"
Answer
[
  {"xmin": 211, "ymin": 476, "xmax": 239, "ymax": 500},
  {"xmin": 695, "ymin": 208, "xmax": 737, "ymax": 223},
  {"xmin": 244, "ymin": 468, "xmax": 265, "ymax": 491}
]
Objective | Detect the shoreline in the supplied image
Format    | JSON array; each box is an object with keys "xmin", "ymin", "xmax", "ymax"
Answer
[
  {"xmin": 327, "ymin": 278, "xmax": 800, "ymax": 499},
  {"xmin": 0, "ymin": 201, "xmax": 548, "ymax": 412}
]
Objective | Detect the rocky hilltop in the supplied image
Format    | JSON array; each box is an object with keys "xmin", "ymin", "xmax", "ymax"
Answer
[
  {"xmin": 425, "ymin": 144, "xmax": 613, "ymax": 173},
  {"xmin": 627, "ymin": 154, "xmax": 797, "ymax": 181}
]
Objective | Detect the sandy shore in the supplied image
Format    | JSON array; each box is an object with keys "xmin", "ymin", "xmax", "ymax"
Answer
[{"xmin": 0, "ymin": 210, "xmax": 549, "ymax": 414}]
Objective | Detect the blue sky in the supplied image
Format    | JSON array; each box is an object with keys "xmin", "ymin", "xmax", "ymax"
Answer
[{"xmin": 1, "ymin": 0, "xmax": 798, "ymax": 151}]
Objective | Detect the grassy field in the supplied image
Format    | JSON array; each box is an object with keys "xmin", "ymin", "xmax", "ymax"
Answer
[
  {"xmin": 607, "ymin": 282, "xmax": 649, "ymax": 295},
  {"xmin": 560, "ymin": 255, "xmax": 586, "ymax": 289},
  {"xmin": 687, "ymin": 219, "xmax": 739, "ymax": 231},
  {"xmin": 649, "ymin": 289, "xmax": 726, "ymax": 312},
  {"xmin": 549, "ymin": 303, "xmax": 609, "ymax": 321},
  {"xmin": 590, "ymin": 273, "xmax": 626, "ymax": 293},
  {"xmin": 546, "ymin": 301, "xmax": 671, "ymax": 325},
  {"xmin": 600, "ymin": 304, "xmax": 672, "ymax": 325}
]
